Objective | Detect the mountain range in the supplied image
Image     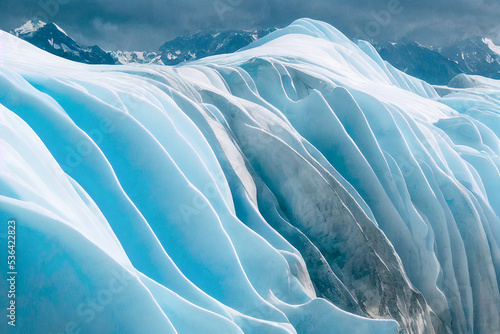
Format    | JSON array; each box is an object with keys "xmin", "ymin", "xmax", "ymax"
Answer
[
  {"xmin": 9, "ymin": 20, "xmax": 500, "ymax": 84},
  {"xmin": 440, "ymin": 36, "xmax": 500, "ymax": 79},
  {"xmin": 10, "ymin": 20, "xmax": 274, "ymax": 66},
  {"xmin": 375, "ymin": 37, "xmax": 500, "ymax": 84},
  {"xmin": 11, "ymin": 20, "xmax": 117, "ymax": 65}
]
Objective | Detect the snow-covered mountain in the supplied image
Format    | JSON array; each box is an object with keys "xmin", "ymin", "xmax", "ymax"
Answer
[
  {"xmin": 11, "ymin": 19, "xmax": 46, "ymax": 37},
  {"xmin": 10, "ymin": 21, "xmax": 274, "ymax": 66},
  {"xmin": 159, "ymin": 28, "xmax": 275, "ymax": 65},
  {"xmin": 1, "ymin": 18, "xmax": 500, "ymax": 334},
  {"xmin": 375, "ymin": 39, "xmax": 462, "ymax": 85},
  {"xmin": 376, "ymin": 37, "xmax": 500, "ymax": 84},
  {"xmin": 111, "ymin": 50, "xmax": 164, "ymax": 65},
  {"xmin": 11, "ymin": 20, "xmax": 116, "ymax": 64},
  {"xmin": 13, "ymin": 19, "xmax": 500, "ymax": 82},
  {"xmin": 10, "ymin": 20, "xmax": 163, "ymax": 65},
  {"xmin": 440, "ymin": 37, "xmax": 500, "ymax": 79}
]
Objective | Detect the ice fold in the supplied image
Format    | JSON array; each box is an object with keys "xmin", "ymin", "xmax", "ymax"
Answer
[{"xmin": 1, "ymin": 18, "xmax": 499, "ymax": 334}]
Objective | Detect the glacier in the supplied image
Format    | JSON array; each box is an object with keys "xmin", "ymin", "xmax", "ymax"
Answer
[{"xmin": 0, "ymin": 18, "xmax": 499, "ymax": 334}]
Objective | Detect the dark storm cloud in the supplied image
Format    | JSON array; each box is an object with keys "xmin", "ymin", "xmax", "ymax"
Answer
[{"xmin": 1, "ymin": 0, "xmax": 499, "ymax": 50}]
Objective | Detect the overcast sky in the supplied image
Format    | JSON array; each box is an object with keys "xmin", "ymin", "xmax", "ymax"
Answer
[{"xmin": 1, "ymin": 0, "xmax": 499, "ymax": 51}]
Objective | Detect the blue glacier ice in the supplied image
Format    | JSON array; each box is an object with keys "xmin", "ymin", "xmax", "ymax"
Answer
[{"xmin": 0, "ymin": 18, "xmax": 499, "ymax": 334}]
